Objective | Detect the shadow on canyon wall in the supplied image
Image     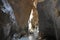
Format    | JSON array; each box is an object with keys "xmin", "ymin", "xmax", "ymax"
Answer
[{"xmin": 0, "ymin": 0, "xmax": 60, "ymax": 40}]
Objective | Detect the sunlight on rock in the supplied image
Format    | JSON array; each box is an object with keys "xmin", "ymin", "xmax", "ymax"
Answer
[{"xmin": 28, "ymin": 9, "xmax": 34, "ymax": 32}]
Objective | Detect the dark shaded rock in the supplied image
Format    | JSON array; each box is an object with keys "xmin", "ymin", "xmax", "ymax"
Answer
[{"xmin": 37, "ymin": 0, "xmax": 56, "ymax": 40}]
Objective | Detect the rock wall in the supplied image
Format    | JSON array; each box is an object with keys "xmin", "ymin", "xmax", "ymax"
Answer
[
  {"xmin": 37, "ymin": 0, "xmax": 57, "ymax": 40},
  {"xmin": 37, "ymin": 0, "xmax": 60, "ymax": 40},
  {"xmin": 8, "ymin": 0, "xmax": 33, "ymax": 32}
]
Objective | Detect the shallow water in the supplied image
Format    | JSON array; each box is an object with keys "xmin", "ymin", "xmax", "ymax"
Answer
[{"xmin": 16, "ymin": 35, "xmax": 36, "ymax": 40}]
